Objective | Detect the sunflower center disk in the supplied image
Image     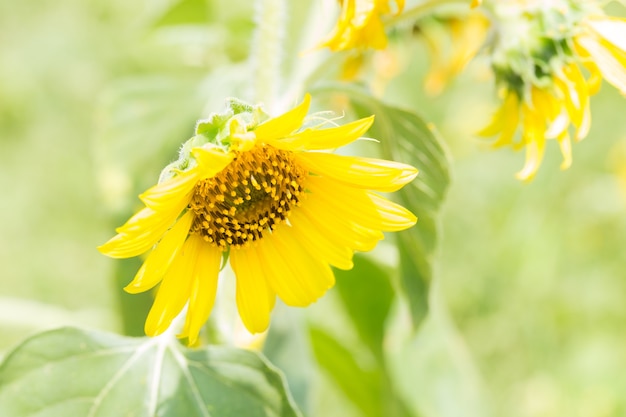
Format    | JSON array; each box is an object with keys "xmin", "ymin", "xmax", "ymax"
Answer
[{"xmin": 189, "ymin": 145, "xmax": 307, "ymax": 250}]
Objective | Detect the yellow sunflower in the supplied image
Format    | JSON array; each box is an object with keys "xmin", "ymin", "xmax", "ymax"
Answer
[
  {"xmin": 99, "ymin": 94, "xmax": 418, "ymax": 344},
  {"xmin": 320, "ymin": 0, "xmax": 404, "ymax": 51},
  {"xmin": 479, "ymin": 2, "xmax": 626, "ymax": 180},
  {"xmin": 480, "ymin": 63, "xmax": 590, "ymax": 181}
]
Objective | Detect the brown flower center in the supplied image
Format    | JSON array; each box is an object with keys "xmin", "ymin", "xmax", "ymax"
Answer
[{"xmin": 189, "ymin": 144, "xmax": 307, "ymax": 250}]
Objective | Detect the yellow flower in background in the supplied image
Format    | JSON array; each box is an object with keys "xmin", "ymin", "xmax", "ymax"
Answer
[
  {"xmin": 471, "ymin": 0, "xmax": 482, "ymax": 7},
  {"xmin": 320, "ymin": 0, "xmax": 404, "ymax": 51},
  {"xmin": 419, "ymin": 12, "xmax": 490, "ymax": 95},
  {"xmin": 479, "ymin": 1, "xmax": 626, "ymax": 181},
  {"xmin": 480, "ymin": 64, "xmax": 590, "ymax": 181},
  {"xmin": 99, "ymin": 94, "xmax": 418, "ymax": 344}
]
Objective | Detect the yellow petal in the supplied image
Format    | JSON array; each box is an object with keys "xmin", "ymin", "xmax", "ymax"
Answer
[
  {"xmin": 584, "ymin": 60, "xmax": 604, "ymax": 96},
  {"xmin": 306, "ymin": 176, "xmax": 416, "ymax": 231},
  {"xmin": 478, "ymin": 91, "xmax": 518, "ymax": 138},
  {"xmin": 179, "ymin": 237, "xmax": 222, "ymax": 344},
  {"xmin": 319, "ymin": 0, "xmax": 356, "ymax": 51},
  {"xmin": 516, "ymin": 102, "xmax": 547, "ymax": 181},
  {"xmin": 557, "ymin": 131, "xmax": 573, "ymax": 171},
  {"xmin": 99, "ymin": 207, "xmax": 183, "ymax": 258},
  {"xmin": 299, "ymin": 196, "xmax": 384, "ymax": 252},
  {"xmin": 297, "ymin": 152, "xmax": 418, "ymax": 192},
  {"xmin": 577, "ymin": 102, "xmax": 592, "ymax": 141},
  {"xmin": 288, "ymin": 210, "xmax": 354, "ymax": 270},
  {"xmin": 253, "ymin": 94, "xmax": 311, "ymax": 141},
  {"xmin": 124, "ymin": 211, "xmax": 194, "ymax": 294},
  {"xmin": 191, "ymin": 146, "xmax": 235, "ymax": 178},
  {"xmin": 576, "ymin": 35, "xmax": 626, "ymax": 94},
  {"xmin": 229, "ymin": 247, "xmax": 275, "ymax": 334},
  {"xmin": 144, "ymin": 237, "xmax": 199, "ymax": 336},
  {"xmin": 255, "ymin": 228, "xmax": 335, "ymax": 307},
  {"xmin": 490, "ymin": 92, "xmax": 520, "ymax": 147},
  {"xmin": 269, "ymin": 116, "xmax": 375, "ymax": 151},
  {"xmin": 586, "ymin": 16, "xmax": 626, "ymax": 54},
  {"xmin": 139, "ymin": 169, "xmax": 199, "ymax": 210},
  {"xmin": 394, "ymin": 0, "xmax": 405, "ymax": 14}
]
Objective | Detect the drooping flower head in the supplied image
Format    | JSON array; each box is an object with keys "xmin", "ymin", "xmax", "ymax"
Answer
[
  {"xmin": 99, "ymin": 94, "xmax": 417, "ymax": 344},
  {"xmin": 320, "ymin": 0, "xmax": 404, "ymax": 51},
  {"xmin": 479, "ymin": 0, "xmax": 626, "ymax": 180},
  {"xmin": 417, "ymin": 11, "xmax": 490, "ymax": 96}
]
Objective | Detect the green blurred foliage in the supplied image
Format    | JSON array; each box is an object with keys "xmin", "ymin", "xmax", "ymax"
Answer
[{"xmin": 1, "ymin": 0, "xmax": 626, "ymax": 416}]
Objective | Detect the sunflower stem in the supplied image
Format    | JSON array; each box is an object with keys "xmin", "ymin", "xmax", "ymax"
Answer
[{"xmin": 251, "ymin": 0, "xmax": 286, "ymax": 112}]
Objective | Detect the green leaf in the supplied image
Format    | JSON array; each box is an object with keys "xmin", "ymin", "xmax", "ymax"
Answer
[
  {"xmin": 0, "ymin": 327, "xmax": 301, "ymax": 417},
  {"xmin": 308, "ymin": 326, "xmax": 383, "ymax": 417},
  {"xmin": 338, "ymin": 86, "xmax": 451, "ymax": 328},
  {"xmin": 263, "ymin": 309, "xmax": 315, "ymax": 413},
  {"xmin": 308, "ymin": 326, "xmax": 414, "ymax": 417},
  {"xmin": 333, "ymin": 254, "xmax": 394, "ymax": 361},
  {"xmin": 385, "ymin": 281, "xmax": 491, "ymax": 417}
]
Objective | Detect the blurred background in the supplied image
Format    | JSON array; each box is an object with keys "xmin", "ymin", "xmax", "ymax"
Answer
[{"xmin": 1, "ymin": 0, "xmax": 626, "ymax": 416}]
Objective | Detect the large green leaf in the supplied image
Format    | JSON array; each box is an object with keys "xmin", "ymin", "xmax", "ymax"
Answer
[
  {"xmin": 0, "ymin": 327, "xmax": 301, "ymax": 417},
  {"xmin": 342, "ymin": 87, "xmax": 451, "ymax": 328},
  {"xmin": 308, "ymin": 326, "xmax": 414, "ymax": 417},
  {"xmin": 385, "ymin": 281, "xmax": 491, "ymax": 417},
  {"xmin": 333, "ymin": 254, "xmax": 394, "ymax": 361},
  {"xmin": 308, "ymin": 326, "xmax": 383, "ymax": 417}
]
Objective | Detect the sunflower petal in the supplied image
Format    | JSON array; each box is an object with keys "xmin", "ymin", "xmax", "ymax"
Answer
[
  {"xmin": 124, "ymin": 211, "xmax": 194, "ymax": 294},
  {"xmin": 179, "ymin": 236, "xmax": 222, "ymax": 344},
  {"xmin": 516, "ymin": 103, "xmax": 547, "ymax": 181},
  {"xmin": 577, "ymin": 34, "xmax": 626, "ymax": 94},
  {"xmin": 230, "ymin": 247, "xmax": 275, "ymax": 334},
  {"xmin": 144, "ymin": 237, "xmax": 199, "ymax": 336},
  {"xmin": 191, "ymin": 146, "xmax": 235, "ymax": 178},
  {"xmin": 306, "ymin": 176, "xmax": 417, "ymax": 231},
  {"xmin": 300, "ymin": 197, "xmax": 384, "ymax": 252},
  {"xmin": 98, "ymin": 207, "xmax": 184, "ymax": 258},
  {"xmin": 269, "ymin": 116, "xmax": 375, "ymax": 151},
  {"xmin": 255, "ymin": 228, "xmax": 334, "ymax": 307},
  {"xmin": 298, "ymin": 152, "xmax": 418, "ymax": 192},
  {"xmin": 586, "ymin": 16, "xmax": 626, "ymax": 54},
  {"xmin": 254, "ymin": 94, "xmax": 311, "ymax": 141},
  {"xmin": 139, "ymin": 169, "xmax": 199, "ymax": 209},
  {"xmin": 288, "ymin": 210, "xmax": 354, "ymax": 270}
]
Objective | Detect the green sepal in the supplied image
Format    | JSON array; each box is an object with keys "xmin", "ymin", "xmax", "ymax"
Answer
[{"xmin": 158, "ymin": 97, "xmax": 270, "ymax": 183}]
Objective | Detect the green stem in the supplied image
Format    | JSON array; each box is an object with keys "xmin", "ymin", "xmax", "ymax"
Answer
[
  {"xmin": 386, "ymin": 0, "xmax": 470, "ymax": 27},
  {"xmin": 252, "ymin": 0, "xmax": 286, "ymax": 110}
]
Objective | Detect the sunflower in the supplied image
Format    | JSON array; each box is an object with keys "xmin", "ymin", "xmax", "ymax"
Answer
[
  {"xmin": 479, "ymin": 1, "xmax": 626, "ymax": 180},
  {"xmin": 99, "ymin": 94, "xmax": 418, "ymax": 344},
  {"xmin": 479, "ymin": 63, "xmax": 590, "ymax": 181},
  {"xmin": 320, "ymin": 0, "xmax": 404, "ymax": 51}
]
